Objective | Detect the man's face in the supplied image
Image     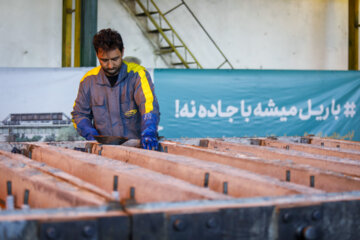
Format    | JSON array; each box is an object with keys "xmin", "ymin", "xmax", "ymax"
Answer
[{"xmin": 97, "ymin": 48, "xmax": 123, "ymax": 76}]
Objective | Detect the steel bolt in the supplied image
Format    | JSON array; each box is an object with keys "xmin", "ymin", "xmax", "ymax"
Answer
[
  {"xmin": 46, "ymin": 227, "xmax": 58, "ymax": 240},
  {"xmin": 206, "ymin": 217, "xmax": 218, "ymax": 229},
  {"xmin": 82, "ymin": 225, "xmax": 95, "ymax": 237},
  {"xmin": 7, "ymin": 181, "xmax": 12, "ymax": 195},
  {"xmin": 24, "ymin": 189, "xmax": 30, "ymax": 205},
  {"xmin": 310, "ymin": 175, "xmax": 315, "ymax": 188},
  {"xmin": 286, "ymin": 170, "xmax": 291, "ymax": 182},
  {"xmin": 282, "ymin": 212, "xmax": 292, "ymax": 223},
  {"xmin": 173, "ymin": 219, "xmax": 187, "ymax": 231},
  {"xmin": 223, "ymin": 182, "xmax": 228, "ymax": 194},
  {"xmin": 130, "ymin": 187, "xmax": 135, "ymax": 199},
  {"xmin": 113, "ymin": 175, "xmax": 118, "ymax": 191},
  {"xmin": 204, "ymin": 172, "xmax": 209, "ymax": 188},
  {"xmin": 311, "ymin": 210, "xmax": 322, "ymax": 221},
  {"xmin": 297, "ymin": 225, "xmax": 318, "ymax": 240}
]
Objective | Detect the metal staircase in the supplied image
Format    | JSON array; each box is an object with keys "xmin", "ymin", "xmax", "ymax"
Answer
[{"xmin": 121, "ymin": 0, "xmax": 233, "ymax": 69}]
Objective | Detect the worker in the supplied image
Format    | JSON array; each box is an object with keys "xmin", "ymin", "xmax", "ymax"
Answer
[{"xmin": 71, "ymin": 28, "xmax": 160, "ymax": 150}]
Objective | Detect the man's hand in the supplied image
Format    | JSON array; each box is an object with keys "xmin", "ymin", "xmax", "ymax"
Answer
[
  {"xmin": 84, "ymin": 128, "xmax": 99, "ymax": 140},
  {"xmin": 141, "ymin": 113, "xmax": 159, "ymax": 150},
  {"xmin": 141, "ymin": 132, "xmax": 158, "ymax": 150},
  {"xmin": 77, "ymin": 119, "xmax": 99, "ymax": 140}
]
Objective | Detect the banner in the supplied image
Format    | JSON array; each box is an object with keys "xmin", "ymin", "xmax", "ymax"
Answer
[
  {"xmin": 155, "ymin": 69, "xmax": 360, "ymax": 140},
  {"xmin": 0, "ymin": 67, "xmax": 154, "ymax": 121},
  {"xmin": 0, "ymin": 67, "xmax": 92, "ymax": 121},
  {"xmin": 0, "ymin": 68, "xmax": 359, "ymax": 141}
]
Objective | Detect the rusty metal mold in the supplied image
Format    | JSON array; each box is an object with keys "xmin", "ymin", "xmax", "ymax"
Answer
[{"xmin": 0, "ymin": 137, "xmax": 359, "ymax": 239}]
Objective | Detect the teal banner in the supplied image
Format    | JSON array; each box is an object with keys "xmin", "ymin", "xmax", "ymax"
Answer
[{"xmin": 155, "ymin": 69, "xmax": 360, "ymax": 140}]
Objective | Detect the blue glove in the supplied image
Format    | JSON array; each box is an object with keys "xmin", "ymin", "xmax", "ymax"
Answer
[
  {"xmin": 77, "ymin": 118, "xmax": 99, "ymax": 140},
  {"xmin": 141, "ymin": 113, "xmax": 158, "ymax": 150}
]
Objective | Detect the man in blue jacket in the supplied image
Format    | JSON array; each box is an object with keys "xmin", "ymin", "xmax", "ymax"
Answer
[{"xmin": 71, "ymin": 28, "xmax": 160, "ymax": 150}]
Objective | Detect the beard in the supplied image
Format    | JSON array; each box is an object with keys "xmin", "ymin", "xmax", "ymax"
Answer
[{"xmin": 103, "ymin": 66, "xmax": 121, "ymax": 76}]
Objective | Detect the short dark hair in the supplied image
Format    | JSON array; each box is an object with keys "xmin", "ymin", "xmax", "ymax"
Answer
[{"xmin": 93, "ymin": 28, "xmax": 124, "ymax": 53}]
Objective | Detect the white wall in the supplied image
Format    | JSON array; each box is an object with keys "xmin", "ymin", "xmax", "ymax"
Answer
[
  {"xmin": 97, "ymin": 0, "xmax": 167, "ymax": 68},
  {"xmin": 0, "ymin": 0, "xmax": 166, "ymax": 68},
  {"xmin": 154, "ymin": 0, "xmax": 348, "ymax": 69},
  {"xmin": 0, "ymin": 0, "xmax": 352, "ymax": 70},
  {"xmin": 0, "ymin": 0, "xmax": 62, "ymax": 67}
]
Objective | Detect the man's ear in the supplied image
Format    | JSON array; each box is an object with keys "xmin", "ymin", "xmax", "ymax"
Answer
[{"xmin": 122, "ymin": 48, "xmax": 125, "ymax": 57}]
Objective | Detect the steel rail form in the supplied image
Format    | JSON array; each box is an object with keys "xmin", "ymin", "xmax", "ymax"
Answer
[
  {"xmin": 135, "ymin": 0, "xmax": 202, "ymax": 68},
  {"xmin": 1, "ymin": 137, "xmax": 360, "ymax": 239},
  {"xmin": 164, "ymin": 0, "xmax": 234, "ymax": 69}
]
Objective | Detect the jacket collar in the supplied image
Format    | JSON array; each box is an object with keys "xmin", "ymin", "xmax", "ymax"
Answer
[
  {"xmin": 117, "ymin": 62, "xmax": 128, "ymax": 83},
  {"xmin": 96, "ymin": 62, "xmax": 128, "ymax": 87}
]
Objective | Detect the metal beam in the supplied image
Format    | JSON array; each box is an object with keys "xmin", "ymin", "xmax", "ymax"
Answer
[
  {"xmin": 74, "ymin": 0, "xmax": 82, "ymax": 67},
  {"xmin": 303, "ymin": 136, "xmax": 360, "ymax": 151},
  {"xmin": 261, "ymin": 138, "xmax": 360, "ymax": 160},
  {"xmin": 62, "ymin": 0, "xmax": 73, "ymax": 67},
  {"xmin": 0, "ymin": 150, "xmax": 114, "ymax": 201},
  {"xmin": 160, "ymin": 141, "xmax": 360, "ymax": 192},
  {"xmin": 23, "ymin": 143, "xmax": 230, "ymax": 203},
  {"xmin": 1, "ymin": 138, "xmax": 360, "ymax": 239},
  {"xmin": 80, "ymin": 0, "xmax": 97, "ymax": 66},
  {"xmin": 203, "ymin": 138, "xmax": 360, "ymax": 177},
  {"xmin": 349, "ymin": 0, "xmax": 359, "ymax": 70},
  {"xmin": 0, "ymin": 153, "xmax": 107, "ymax": 208},
  {"xmin": 90, "ymin": 143, "xmax": 323, "ymax": 197}
]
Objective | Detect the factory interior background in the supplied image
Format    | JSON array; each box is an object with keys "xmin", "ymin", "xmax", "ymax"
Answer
[
  {"xmin": 0, "ymin": 0, "xmax": 358, "ymax": 142},
  {"xmin": 0, "ymin": 1, "xmax": 360, "ymax": 240}
]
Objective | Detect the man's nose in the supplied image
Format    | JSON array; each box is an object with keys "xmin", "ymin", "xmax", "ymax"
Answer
[{"xmin": 107, "ymin": 61, "xmax": 113, "ymax": 68}]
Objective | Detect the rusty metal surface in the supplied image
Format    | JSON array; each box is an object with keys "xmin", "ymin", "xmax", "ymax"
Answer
[{"xmin": 0, "ymin": 137, "xmax": 359, "ymax": 239}]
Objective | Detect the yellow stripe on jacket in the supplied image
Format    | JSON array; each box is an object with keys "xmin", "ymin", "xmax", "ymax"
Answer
[
  {"xmin": 80, "ymin": 66, "xmax": 101, "ymax": 82},
  {"xmin": 126, "ymin": 62, "xmax": 154, "ymax": 113}
]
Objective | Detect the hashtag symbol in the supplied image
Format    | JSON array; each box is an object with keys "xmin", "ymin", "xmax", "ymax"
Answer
[{"xmin": 343, "ymin": 102, "xmax": 356, "ymax": 118}]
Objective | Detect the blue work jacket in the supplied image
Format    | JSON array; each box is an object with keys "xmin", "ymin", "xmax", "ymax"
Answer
[{"xmin": 71, "ymin": 61, "xmax": 160, "ymax": 139}]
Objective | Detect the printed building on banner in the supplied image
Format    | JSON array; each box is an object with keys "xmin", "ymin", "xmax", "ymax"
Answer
[{"xmin": 0, "ymin": 113, "xmax": 78, "ymax": 142}]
